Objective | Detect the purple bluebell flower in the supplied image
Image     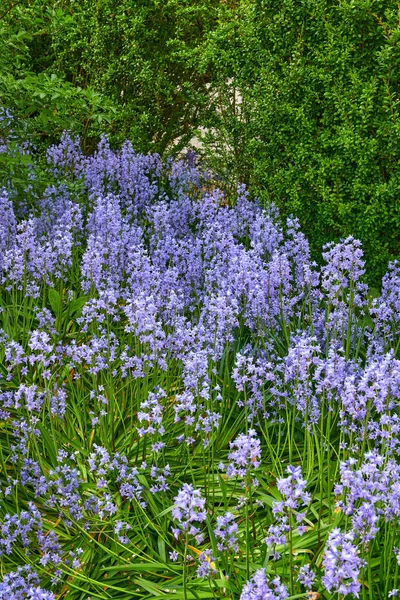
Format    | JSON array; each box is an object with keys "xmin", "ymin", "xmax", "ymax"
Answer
[
  {"xmin": 0, "ymin": 188, "xmax": 16, "ymax": 260},
  {"xmin": 226, "ymin": 429, "xmax": 261, "ymax": 478},
  {"xmin": 265, "ymin": 466, "xmax": 310, "ymax": 553},
  {"xmin": 297, "ymin": 563, "xmax": 316, "ymax": 590},
  {"xmin": 322, "ymin": 529, "xmax": 364, "ymax": 598},
  {"xmin": 214, "ymin": 512, "xmax": 239, "ymax": 552},
  {"xmin": 240, "ymin": 569, "xmax": 288, "ymax": 599},
  {"xmin": 0, "ymin": 566, "xmax": 55, "ymax": 599},
  {"xmin": 27, "ymin": 587, "xmax": 56, "ymax": 599},
  {"xmin": 270, "ymin": 333, "xmax": 321, "ymax": 424},
  {"xmin": 371, "ymin": 261, "xmax": 400, "ymax": 348},
  {"xmin": 114, "ymin": 521, "xmax": 131, "ymax": 544},
  {"xmin": 171, "ymin": 484, "xmax": 206, "ymax": 543},
  {"xmin": 276, "ymin": 465, "xmax": 311, "ymax": 508},
  {"xmin": 149, "ymin": 464, "xmax": 171, "ymax": 493},
  {"xmin": 196, "ymin": 549, "xmax": 217, "ymax": 578},
  {"xmin": 137, "ymin": 388, "xmax": 166, "ymax": 438},
  {"xmin": 232, "ymin": 351, "xmax": 273, "ymax": 419}
]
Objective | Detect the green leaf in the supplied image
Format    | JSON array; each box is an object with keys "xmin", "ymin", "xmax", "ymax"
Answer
[
  {"xmin": 68, "ymin": 296, "xmax": 87, "ymax": 317},
  {"xmin": 48, "ymin": 287, "xmax": 62, "ymax": 316}
]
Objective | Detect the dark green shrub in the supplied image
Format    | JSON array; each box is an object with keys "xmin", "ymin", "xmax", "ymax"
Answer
[
  {"xmin": 199, "ymin": 0, "xmax": 400, "ymax": 283},
  {"xmin": 0, "ymin": 0, "xmax": 219, "ymax": 155}
]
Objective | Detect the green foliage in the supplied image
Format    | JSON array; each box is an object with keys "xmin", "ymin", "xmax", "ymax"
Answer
[
  {"xmin": 48, "ymin": 0, "xmax": 219, "ymax": 154},
  {"xmin": 198, "ymin": 0, "xmax": 400, "ymax": 283},
  {"xmin": 1, "ymin": 71, "xmax": 116, "ymax": 149},
  {"xmin": 0, "ymin": 0, "xmax": 220, "ymax": 154},
  {"xmin": 0, "ymin": 4, "xmax": 115, "ymax": 152}
]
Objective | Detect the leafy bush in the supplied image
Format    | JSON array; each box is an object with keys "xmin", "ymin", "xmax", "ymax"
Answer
[
  {"xmin": 199, "ymin": 0, "xmax": 400, "ymax": 284},
  {"xmin": 0, "ymin": 5, "xmax": 115, "ymax": 152},
  {"xmin": 0, "ymin": 0, "xmax": 218, "ymax": 154}
]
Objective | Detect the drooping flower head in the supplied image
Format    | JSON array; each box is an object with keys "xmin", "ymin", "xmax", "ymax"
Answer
[
  {"xmin": 226, "ymin": 429, "xmax": 261, "ymax": 478},
  {"xmin": 171, "ymin": 484, "xmax": 206, "ymax": 543},
  {"xmin": 240, "ymin": 569, "xmax": 288, "ymax": 600},
  {"xmin": 214, "ymin": 512, "xmax": 239, "ymax": 552},
  {"xmin": 196, "ymin": 549, "xmax": 217, "ymax": 578},
  {"xmin": 322, "ymin": 528, "xmax": 364, "ymax": 598},
  {"xmin": 276, "ymin": 465, "xmax": 311, "ymax": 510}
]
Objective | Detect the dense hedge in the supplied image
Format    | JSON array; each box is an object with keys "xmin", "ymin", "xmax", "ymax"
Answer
[
  {"xmin": 0, "ymin": 0, "xmax": 218, "ymax": 153},
  {"xmin": 1, "ymin": 0, "xmax": 400, "ymax": 282},
  {"xmin": 200, "ymin": 0, "xmax": 400, "ymax": 283}
]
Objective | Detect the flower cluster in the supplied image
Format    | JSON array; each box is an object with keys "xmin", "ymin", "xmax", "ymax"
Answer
[
  {"xmin": 265, "ymin": 466, "xmax": 310, "ymax": 558},
  {"xmin": 171, "ymin": 484, "xmax": 207, "ymax": 543},
  {"xmin": 240, "ymin": 569, "xmax": 288, "ymax": 600},
  {"xmin": 322, "ymin": 529, "xmax": 365, "ymax": 597},
  {"xmin": 225, "ymin": 429, "xmax": 261, "ymax": 478},
  {"xmin": 196, "ymin": 549, "xmax": 217, "ymax": 578},
  {"xmin": 214, "ymin": 512, "xmax": 239, "ymax": 552},
  {"xmin": 0, "ymin": 566, "xmax": 55, "ymax": 599}
]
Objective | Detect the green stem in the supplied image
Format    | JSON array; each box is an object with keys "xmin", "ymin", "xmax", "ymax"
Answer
[
  {"xmin": 288, "ymin": 510, "xmax": 294, "ymax": 596},
  {"xmin": 183, "ymin": 535, "xmax": 188, "ymax": 600}
]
